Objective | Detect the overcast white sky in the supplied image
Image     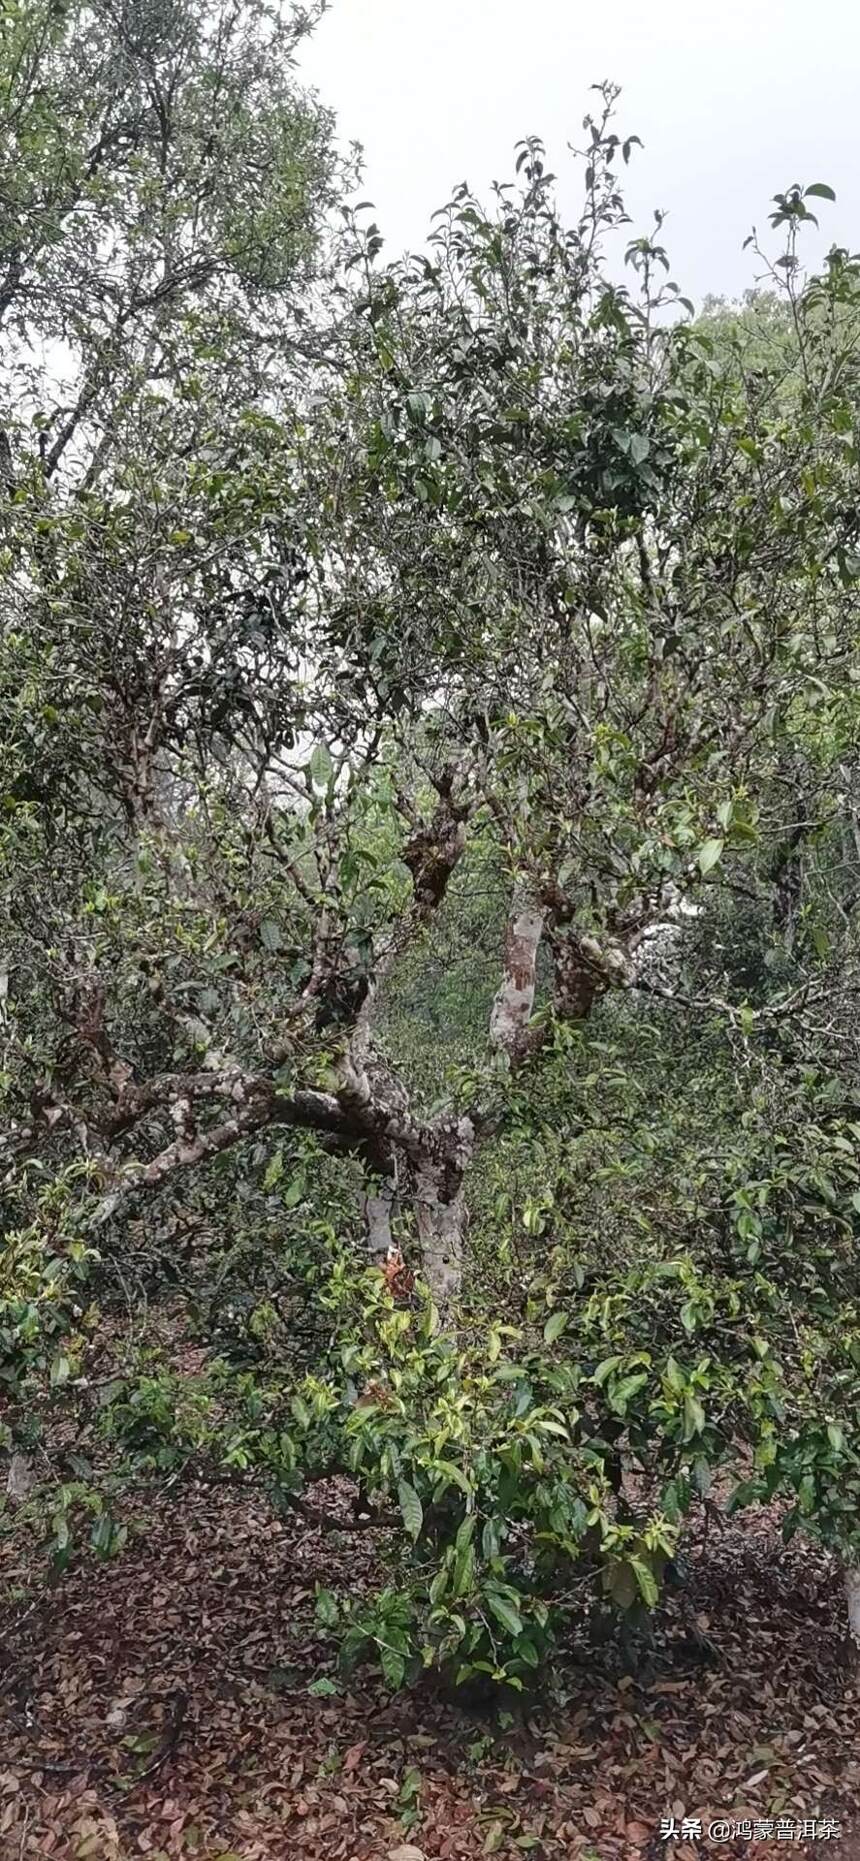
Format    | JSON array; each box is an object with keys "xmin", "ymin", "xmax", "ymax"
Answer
[{"xmin": 299, "ymin": 0, "xmax": 860, "ymax": 308}]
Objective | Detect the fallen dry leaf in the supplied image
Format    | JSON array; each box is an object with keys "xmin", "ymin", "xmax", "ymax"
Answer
[{"xmin": 0, "ymin": 1327, "xmax": 855, "ymax": 1861}]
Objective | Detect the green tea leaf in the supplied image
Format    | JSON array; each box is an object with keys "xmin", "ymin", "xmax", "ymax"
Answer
[
  {"xmin": 398, "ymin": 1479, "xmax": 424, "ymax": 1542},
  {"xmin": 696, "ymin": 837, "xmax": 724, "ymax": 875},
  {"xmin": 486, "ymin": 1592, "xmax": 523, "ymax": 1638}
]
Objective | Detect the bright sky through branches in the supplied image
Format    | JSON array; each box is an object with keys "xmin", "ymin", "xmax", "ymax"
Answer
[{"xmin": 300, "ymin": 0, "xmax": 860, "ymax": 308}]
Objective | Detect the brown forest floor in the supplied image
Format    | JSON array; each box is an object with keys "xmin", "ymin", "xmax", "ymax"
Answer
[{"xmin": 0, "ymin": 1474, "xmax": 858, "ymax": 1861}]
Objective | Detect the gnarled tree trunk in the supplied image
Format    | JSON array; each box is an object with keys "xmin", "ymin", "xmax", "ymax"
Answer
[
  {"xmin": 362, "ymin": 1177, "xmax": 396, "ymax": 1265},
  {"xmin": 845, "ymin": 1562, "xmax": 860, "ymax": 1665},
  {"xmin": 411, "ymin": 1116, "xmax": 475, "ymax": 1318},
  {"xmin": 489, "ymin": 887, "xmax": 545, "ymax": 1061}
]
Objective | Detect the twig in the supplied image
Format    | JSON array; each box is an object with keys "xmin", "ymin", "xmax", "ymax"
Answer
[
  {"xmin": 280, "ymin": 1491, "xmax": 398, "ymax": 1534},
  {"xmin": 132, "ymin": 1686, "xmax": 188, "ymax": 1781}
]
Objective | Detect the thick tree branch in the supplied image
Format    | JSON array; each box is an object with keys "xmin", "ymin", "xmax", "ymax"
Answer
[{"xmin": 489, "ymin": 885, "xmax": 546, "ymax": 1062}]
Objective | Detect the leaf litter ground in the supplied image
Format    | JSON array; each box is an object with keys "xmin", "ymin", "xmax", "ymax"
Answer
[{"xmin": 1, "ymin": 1472, "xmax": 859, "ymax": 1861}]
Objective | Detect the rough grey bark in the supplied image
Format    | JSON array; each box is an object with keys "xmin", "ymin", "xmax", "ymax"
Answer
[
  {"xmin": 845, "ymin": 1562, "xmax": 860, "ymax": 1662},
  {"xmin": 489, "ymin": 888, "xmax": 545, "ymax": 1061},
  {"xmin": 411, "ymin": 1116, "xmax": 475, "ymax": 1317},
  {"xmin": 362, "ymin": 1180, "xmax": 396, "ymax": 1264}
]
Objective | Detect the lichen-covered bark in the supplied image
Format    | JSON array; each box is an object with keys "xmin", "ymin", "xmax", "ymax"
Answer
[
  {"xmin": 362, "ymin": 1180, "xmax": 395, "ymax": 1264},
  {"xmin": 548, "ymin": 928, "xmax": 633, "ymax": 1021},
  {"xmin": 415, "ymin": 1175, "xmax": 467, "ymax": 1313},
  {"xmin": 489, "ymin": 889, "xmax": 545, "ymax": 1061},
  {"xmin": 845, "ymin": 1562, "xmax": 860, "ymax": 1661},
  {"xmin": 412, "ymin": 1116, "xmax": 475, "ymax": 1316}
]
